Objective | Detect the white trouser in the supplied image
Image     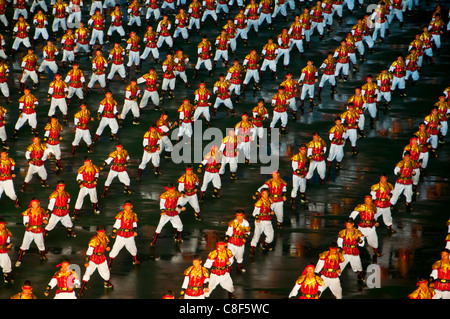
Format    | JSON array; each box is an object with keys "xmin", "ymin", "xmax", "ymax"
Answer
[
  {"xmin": 21, "ymin": 70, "xmax": 38, "ymax": 84},
  {"xmin": 300, "ymin": 84, "xmax": 315, "ymax": 100},
  {"xmin": 174, "ymin": 27, "xmax": 188, "ymax": 39},
  {"xmin": 0, "ymin": 253, "xmax": 11, "ymax": 274},
  {"xmin": 162, "ymin": 78, "xmax": 175, "ymax": 91},
  {"xmin": 127, "ymin": 51, "xmax": 140, "ymax": 67},
  {"xmin": 146, "ymin": 8, "xmax": 161, "ymax": 20},
  {"xmin": 155, "ymin": 214, "xmax": 183, "ymax": 233},
  {"xmin": 377, "ymin": 91, "xmax": 391, "ymax": 103},
  {"xmin": 75, "ymin": 187, "xmax": 98, "ymax": 209},
  {"xmin": 34, "ymin": 28, "xmax": 49, "ymax": 40},
  {"xmin": 67, "ymin": 87, "xmax": 84, "ymax": 100},
  {"xmin": 272, "ymin": 3, "xmax": 287, "ymax": 17},
  {"xmin": 90, "ymin": 30, "xmax": 104, "ymax": 45},
  {"xmin": 45, "ymin": 214, "xmax": 73, "ymax": 231},
  {"xmin": 107, "ymin": 26, "xmax": 125, "ymax": 37},
  {"xmin": 243, "ymin": 69, "xmax": 259, "ymax": 84},
  {"xmin": 358, "ymin": 114, "xmax": 365, "ymax": 130},
  {"xmin": 105, "ymin": 170, "xmax": 130, "ymax": 187},
  {"xmin": 188, "ymin": 18, "xmax": 200, "ymax": 30},
  {"xmin": 389, "ymin": 9, "xmax": 403, "ymax": 23},
  {"xmin": 128, "ymin": 16, "xmax": 141, "ymax": 27},
  {"xmin": 107, "ymin": 64, "xmax": 126, "ymax": 80},
  {"xmin": 432, "ymin": 34, "xmax": 441, "ymax": 49},
  {"xmin": 195, "ymin": 58, "xmax": 212, "ymax": 71},
  {"xmin": 12, "ymin": 37, "xmax": 31, "ymax": 50},
  {"xmin": 271, "ymin": 201, "xmax": 284, "ymax": 223},
  {"xmin": 440, "ymin": 121, "xmax": 448, "ymax": 137},
  {"xmin": 261, "ymin": 59, "xmax": 276, "ymax": 72},
  {"xmin": 90, "ymin": 1, "xmax": 103, "ymax": 15},
  {"xmin": 0, "ymin": 126, "xmax": 5, "ymax": 141},
  {"xmin": 335, "ymin": 63, "xmax": 349, "ymax": 76},
  {"xmin": 213, "ymin": 98, "xmax": 233, "ymax": 110},
  {"xmin": 319, "ymin": 74, "xmax": 336, "ymax": 87},
  {"xmin": 219, "ymin": 156, "xmax": 237, "ymax": 174},
  {"xmin": 363, "ymin": 35, "xmax": 374, "ymax": 48},
  {"xmin": 46, "ymin": 144, "xmax": 61, "ymax": 160},
  {"xmin": 138, "ymin": 151, "xmax": 160, "ymax": 169},
  {"xmin": 52, "ymin": 18, "xmax": 67, "ymax": 32},
  {"xmin": 72, "ymin": 129, "xmax": 92, "ymax": 146},
  {"xmin": 389, "ymin": 183, "xmax": 412, "ymax": 204},
  {"xmin": 193, "ymin": 106, "xmax": 210, "ymax": 122},
  {"xmin": 311, "ymin": 22, "xmax": 324, "ymax": 35},
  {"xmin": 140, "ymin": 90, "xmax": 160, "ymax": 108},
  {"xmin": 140, "ymin": 47, "xmax": 159, "ymax": 60},
  {"xmin": 358, "ymin": 226, "xmax": 378, "ymax": 249},
  {"xmin": 405, "ymin": 70, "xmax": 419, "ymax": 81},
  {"xmin": 372, "ymin": 22, "xmax": 386, "ymax": 41},
  {"xmin": 178, "ymin": 122, "xmax": 193, "ymax": 138},
  {"xmin": 48, "ymin": 98, "xmax": 68, "ymax": 116},
  {"xmin": 13, "ymin": 9, "xmax": 28, "ymax": 20},
  {"xmin": 95, "ymin": 117, "xmax": 119, "ymax": 135},
  {"xmin": 214, "ymin": 49, "xmax": 228, "ymax": 62},
  {"xmin": 235, "ymin": 28, "xmax": 248, "ymax": 40},
  {"xmin": 54, "ymin": 292, "xmax": 77, "ymax": 299},
  {"xmin": 306, "ymin": 160, "xmax": 326, "ymax": 180},
  {"xmin": 340, "ymin": 254, "xmax": 363, "ymax": 272},
  {"xmin": 250, "ymin": 220, "xmax": 274, "ymax": 246},
  {"xmin": 229, "ymin": 83, "xmax": 241, "ymax": 95},
  {"xmin": 20, "ymin": 231, "xmax": 45, "ymax": 251},
  {"xmin": 433, "ymin": 290, "xmax": 450, "ymax": 300},
  {"xmin": 319, "ymin": 275, "xmax": 342, "ymax": 299},
  {"xmin": 156, "ymin": 36, "xmax": 173, "ymax": 49},
  {"xmin": 391, "ymin": 76, "xmax": 405, "ymax": 90},
  {"xmin": 237, "ymin": 141, "xmax": 251, "ymax": 160},
  {"xmin": 201, "ymin": 10, "xmax": 217, "ymax": 22},
  {"xmin": 160, "ymin": 136, "xmax": 173, "ymax": 153},
  {"xmin": 82, "ymin": 261, "xmax": 110, "ymax": 281},
  {"xmin": 180, "ymin": 194, "xmax": 200, "ymax": 213},
  {"xmin": 87, "ymin": 73, "xmax": 106, "ymax": 88},
  {"xmin": 24, "ymin": 164, "xmax": 47, "ymax": 183},
  {"xmin": 276, "ymin": 48, "xmax": 290, "ymax": 66},
  {"xmin": 201, "ymin": 172, "xmax": 221, "ymax": 191},
  {"xmin": 109, "ymin": 235, "xmax": 137, "ymax": 258},
  {"xmin": 205, "ymin": 273, "xmax": 234, "ymax": 296},
  {"xmin": 375, "ymin": 206, "xmax": 392, "ymax": 227},
  {"xmin": 259, "ymin": 13, "xmax": 272, "ymax": 25},
  {"xmin": 227, "ymin": 243, "xmax": 245, "ymax": 264},
  {"xmin": 120, "ymin": 100, "xmax": 140, "ymax": 120},
  {"xmin": 327, "ymin": 144, "xmax": 344, "ymax": 162},
  {"xmin": 0, "ymin": 180, "xmax": 17, "ymax": 201},
  {"xmin": 291, "ymin": 174, "xmax": 306, "ymax": 197},
  {"xmin": 270, "ymin": 111, "xmax": 287, "ymax": 128},
  {"xmin": 75, "ymin": 43, "xmax": 90, "ymax": 54},
  {"xmin": 15, "ymin": 113, "xmax": 37, "ymax": 130},
  {"xmin": 347, "ymin": 128, "xmax": 357, "ymax": 147},
  {"xmin": 175, "ymin": 71, "xmax": 188, "ymax": 83}
]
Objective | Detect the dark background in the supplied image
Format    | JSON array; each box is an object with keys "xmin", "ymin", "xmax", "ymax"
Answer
[{"xmin": 0, "ymin": 0, "xmax": 449, "ymax": 300}]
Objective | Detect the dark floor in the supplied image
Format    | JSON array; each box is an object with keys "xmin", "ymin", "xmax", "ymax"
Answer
[{"xmin": 0, "ymin": 0, "xmax": 449, "ymax": 300}]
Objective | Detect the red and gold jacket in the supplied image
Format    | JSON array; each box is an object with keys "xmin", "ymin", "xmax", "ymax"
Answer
[
  {"xmin": 329, "ymin": 124, "xmax": 346, "ymax": 146},
  {"xmin": 376, "ymin": 72, "xmax": 393, "ymax": 93},
  {"xmin": 215, "ymin": 34, "xmax": 229, "ymax": 51},
  {"xmin": 114, "ymin": 210, "xmax": 138, "ymax": 238},
  {"xmin": 420, "ymin": 31, "xmax": 432, "ymax": 49},
  {"xmin": 306, "ymin": 138, "xmax": 327, "ymax": 161},
  {"xmin": 338, "ymin": 228, "xmax": 364, "ymax": 256},
  {"xmin": 234, "ymin": 12, "xmax": 247, "ymax": 29},
  {"xmin": 223, "ymin": 22, "xmax": 236, "ymax": 39},
  {"xmin": 353, "ymin": 203, "xmax": 377, "ymax": 228},
  {"xmin": 294, "ymin": 275, "xmax": 324, "ymax": 299},
  {"xmin": 49, "ymin": 189, "xmax": 70, "ymax": 217},
  {"xmin": 227, "ymin": 219, "xmax": 250, "ymax": 247},
  {"xmin": 26, "ymin": 143, "xmax": 47, "ymax": 166},
  {"xmin": 272, "ymin": 92, "xmax": 289, "ymax": 113},
  {"xmin": 77, "ymin": 164, "xmax": 99, "ymax": 189},
  {"xmin": 291, "ymin": 152, "xmax": 308, "ymax": 177},
  {"xmin": 178, "ymin": 103, "xmax": 195, "ymax": 123},
  {"xmin": 183, "ymin": 266, "xmax": 209, "ymax": 297},
  {"xmin": 125, "ymin": 84, "xmax": 140, "ymax": 101},
  {"xmin": 414, "ymin": 130, "xmax": 430, "ymax": 153},
  {"xmin": 160, "ymin": 190, "xmax": 184, "ymax": 217},
  {"xmin": 252, "ymin": 105, "xmax": 268, "ymax": 128},
  {"xmin": 348, "ymin": 95, "xmax": 366, "ymax": 115},
  {"xmin": 66, "ymin": 68, "xmax": 85, "ymax": 89},
  {"xmin": 49, "ymin": 79, "xmax": 68, "ymax": 99},
  {"xmin": 289, "ymin": 21, "xmax": 303, "ymax": 40},
  {"xmin": 371, "ymin": 182, "xmax": 393, "ymax": 208},
  {"xmin": 403, "ymin": 143, "xmax": 421, "ymax": 163},
  {"xmin": 322, "ymin": 0, "xmax": 334, "ymax": 14},
  {"xmin": 341, "ymin": 109, "xmax": 359, "ymax": 130},
  {"xmin": 214, "ymin": 80, "xmax": 231, "ymax": 100},
  {"xmin": 128, "ymin": 1, "xmax": 141, "ymax": 17},
  {"xmin": 175, "ymin": 12, "xmax": 188, "ymax": 28},
  {"xmin": 0, "ymin": 228, "xmax": 12, "ymax": 254},
  {"xmin": 246, "ymin": 3, "xmax": 259, "ymax": 20},
  {"xmin": 61, "ymin": 33, "xmax": 76, "ymax": 51},
  {"xmin": 19, "ymin": 94, "xmax": 38, "ymax": 115},
  {"xmin": 143, "ymin": 29, "xmax": 157, "ymax": 48},
  {"xmin": 195, "ymin": 87, "xmax": 211, "ymax": 107},
  {"xmin": 75, "ymin": 27, "xmax": 90, "ymax": 45},
  {"xmin": 408, "ymin": 287, "xmax": 435, "ymax": 299},
  {"xmin": 361, "ymin": 83, "xmax": 379, "ymax": 104},
  {"xmin": 318, "ymin": 250, "xmax": 345, "ymax": 278},
  {"xmin": 405, "ymin": 52, "xmax": 419, "ymax": 72},
  {"xmin": 390, "ymin": 60, "xmax": 406, "ymax": 78},
  {"xmin": 126, "ymin": 35, "xmax": 140, "ymax": 52},
  {"xmin": 202, "ymin": 151, "xmax": 221, "ymax": 173},
  {"xmin": 277, "ymin": 32, "xmax": 291, "ymax": 49},
  {"xmin": 395, "ymin": 159, "xmax": 415, "ymax": 185},
  {"xmin": 44, "ymin": 122, "xmax": 63, "ymax": 146},
  {"xmin": 259, "ymin": 0, "xmax": 272, "ymax": 14},
  {"xmin": 188, "ymin": 1, "xmax": 202, "ymax": 19},
  {"xmin": 158, "ymin": 20, "xmax": 172, "ymax": 37},
  {"xmin": 22, "ymin": 207, "xmax": 48, "ymax": 234},
  {"xmin": 22, "ymin": 54, "xmax": 38, "ymax": 71},
  {"xmin": 174, "ymin": 53, "xmax": 188, "ymax": 72},
  {"xmin": 178, "ymin": 173, "xmax": 200, "ymax": 196},
  {"xmin": 90, "ymin": 13, "xmax": 105, "ymax": 31},
  {"xmin": 334, "ymin": 45, "xmax": 350, "ymax": 64},
  {"xmin": 320, "ymin": 57, "xmax": 336, "ymax": 75},
  {"xmin": 204, "ymin": 0, "xmax": 216, "ymax": 11},
  {"xmin": 207, "ymin": 248, "xmax": 233, "ymax": 276},
  {"xmin": 108, "ymin": 149, "xmax": 129, "ymax": 173},
  {"xmin": 110, "ymin": 9, "xmax": 124, "ymax": 27},
  {"xmin": 0, "ymin": 63, "xmax": 8, "ymax": 84},
  {"xmin": 280, "ymin": 78, "xmax": 297, "ymax": 99},
  {"xmin": 74, "ymin": 109, "xmax": 91, "ymax": 130},
  {"xmin": 262, "ymin": 42, "xmax": 278, "ymax": 61},
  {"xmin": 254, "ymin": 197, "xmax": 273, "ymax": 221},
  {"xmin": 428, "ymin": 19, "xmax": 444, "ymax": 35},
  {"xmin": 235, "ymin": 120, "xmax": 254, "ymax": 143},
  {"xmin": 0, "ymin": 156, "xmax": 15, "ymax": 181},
  {"xmin": 221, "ymin": 135, "xmax": 238, "ymax": 157},
  {"xmin": 14, "ymin": 20, "xmax": 30, "ymax": 39},
  {"xmin": 53, "ymin": 2, "xmax": 68, "ymax": 19},
  {"xmin": 109, "ymin": 47, "xmax": 125, "ymax": 65},
  {"xmin": 244, "ymin": 52, "xmax": 259, "ymax": 70},
  {"xmin": 197, "ymin": 41, "xmax": 212, "ymax": 60},
  {"xmin": 299, "ymin": 12, "xmax": 311, "ymax": 30},
  {"xmin": 262, "ymin": 178, "xmax": 287, "ymax": 203},
  {"xmin": 92, "ymin": 55, "xmax": 108, "ymax": 75},
  {"xmin": 0, "ymin": 106, "xmax": 6, "ymax": 127},
  {"xmin": 52, "ymin": 269, "xmax": 78, "ymax": 294},
  {"xmin": 227, "ymin": 64, "xmax": 243, "ymax": 85},
  {"xmin": 141, "ymin": 72, "xmax": 158, "ymax": 92},
  {"xmin": 311, "ymin": 5, "xmax": 324, "ymax": 23},
  {"xmin": 424, "ymin": 113, "xmax": 440, "ymax": 136},
  {"xmin": 162, "ymin": 59, "xmax": 176, "ymax": 79},
  {"xmin": 300, "ymin": 66, "xmax": 318, "ymax": 85},
  {"xmin": 99, "ymin": 97, "xmax": 118, "ymax": 118},
  {"xmin": 33, "ymin": 12, "xmax": 47, "ymax": 28},
  {"xmin": 87, "ymin": 235, "xmax": 109, "ymax": 264},
  {"xmin": 431, "ymin": 260, "xmax": 450, "ymax": 291}
]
